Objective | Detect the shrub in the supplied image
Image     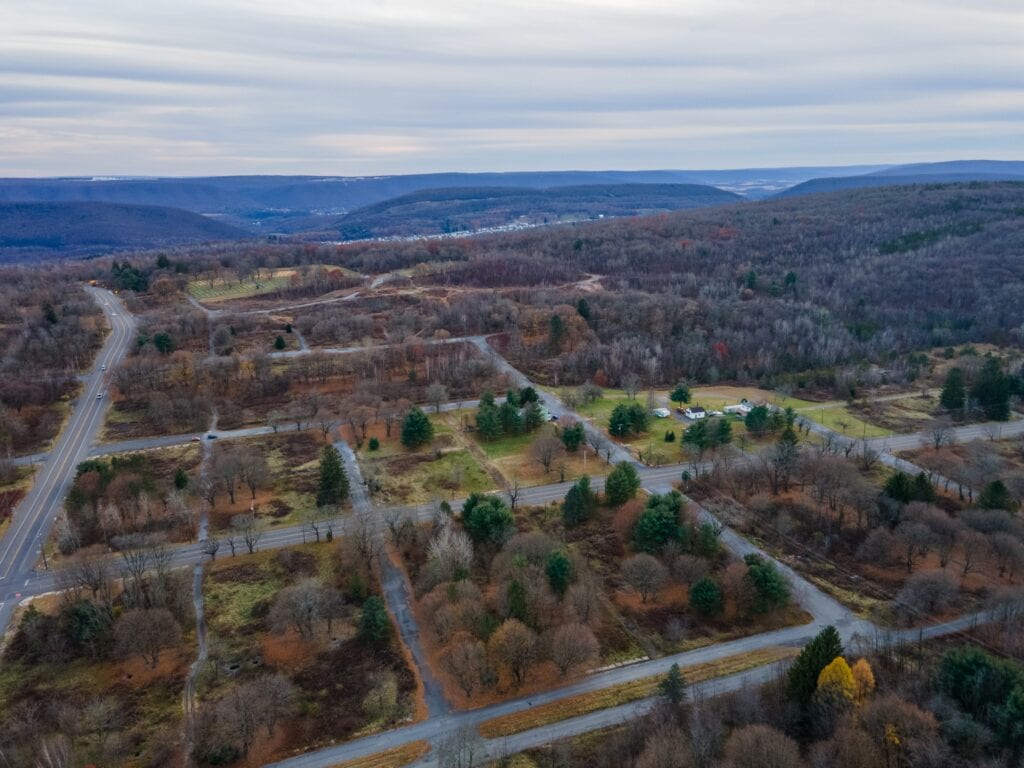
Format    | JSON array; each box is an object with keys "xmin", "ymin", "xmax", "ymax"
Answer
[
  {"xmin": 689, "ymin": 577, "xmax": 724, "ymax": 617},
  {"xmin": 604, "ymin": 461, "xmax": 640, "ymax": 506},
  {"xmin": 631, "ymin": 491, "xmax": 684, "ymax": 553}
]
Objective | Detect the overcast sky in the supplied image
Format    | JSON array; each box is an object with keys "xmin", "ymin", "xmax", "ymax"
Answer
[{"xmin": 2, "ymin": 0, "xmax": 1022, "ymax": 176}]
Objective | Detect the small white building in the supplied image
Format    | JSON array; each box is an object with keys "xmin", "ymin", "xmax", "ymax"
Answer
[
  {"xmin": 724, "ymin": 403, "xmax": 753, "ymax": 416},
  {"xmin": 683, "ymin": 406, "xmax": 707, "ymax": 420}
]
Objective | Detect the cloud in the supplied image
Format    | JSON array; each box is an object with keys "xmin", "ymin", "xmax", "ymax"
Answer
[{"xmin": 1, "ymin": 0, "xmax": 1022, "ymax": 174}]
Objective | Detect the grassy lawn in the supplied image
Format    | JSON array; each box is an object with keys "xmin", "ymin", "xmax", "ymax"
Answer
[
  {"xmin": 329, "ymin": 741, "xmax": 430, "ymax": 768},
  {"xmin": 475, "ymin": 424, "xmax": 538, "ymax": 460},
  {"xmin": 549, "ymin": 387, "xmax": 672, "ymax": 423},
  {"xmin": 847, "ymin": 392, "xmax": 940, "ymax": 434},
  {"xmin": 478, "ymin": 646, "xmax": 798, "ymax": 738},
  {"xmin": 99, "ymin": 400, "xmax": 152, "ymax": 441},
  {"xmin": 357, "ymin": 415, "xmax": 497, "ymax": 505},
  {"xmin": 189, "ymin": 264, "xmax": 360, "ymax": 303},
  {"xmin": 797, "ymin": 403, "xmax": 891, "ymax": 439},
  {"xmin": 189, "ymin": 270, "xmax": 295, "ymax": 301},
  {"xmin": 211, "ymin": 431, "xmax": 324, "ymax": 532},
  {"xmin": 691, "ymin": 385, "xmax": 890, "ymax": 438},
  {"xmin": 204, "ymin": 546, "xmax": 332, "ymax": 637},
  {"xmin": 439, "ymin": 410, "xmax": 609, "ymax": 486},
  {"xmin": 375, "ymin": 448, "xmax": 494, "ymax": 503},
  {"xmin": 689, "ymin": 385, "xmax": 819, "ymax": 412}
]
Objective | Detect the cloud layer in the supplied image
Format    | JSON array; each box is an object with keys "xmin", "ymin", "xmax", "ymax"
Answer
[{"xmin": 2, "ymin": 0, "xmax": 1022, "ymax": 175}]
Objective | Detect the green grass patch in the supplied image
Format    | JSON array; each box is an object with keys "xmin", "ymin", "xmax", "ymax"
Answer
[
  {"xmin": 476, "ymin": 427, "xmax": 545, "ymax": 459},
  {"xmin": 190, "ymin": 273, "xmax": 294, "ymax": 301},
  {"xmin": 363, "ymin": 441, "xmax": 496, "ymax": 505},
  {"xmin": 416, "ymin": 449, "xmax": 493, "ymax": 495},
  {"xmin": 478, "ymin": 646, "xmax": 798, "ymax": 739},
  {"xmin": 689, "ymin": 386, "xmax": 819, "ymax": 412},
  {"xmin": 189, "ymin": 264, "xmax": 361, "ymax": 302},
  {"xmin": 205, "ymin": 570, "xmax": 284, "ymax": 635},
  {"xmin": 798, "ymin": 404, "xmax": 890, "ymax": 438}
]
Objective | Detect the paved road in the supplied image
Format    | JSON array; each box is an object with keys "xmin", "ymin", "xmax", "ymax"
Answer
[
  {"xmin": 81, "ymin": 398, "xmax": 486, "ymax": 460},
  {"xmin": 867, "ymin": 419, "xmax": 1024, "ymax": 452},
  {"xmin": 0, "ymin": 306, "xmax": 1003, "ymax": 767},
  {"xmin": 0, "ymin": 287, "xmax": 134, "ymax": 632},
  {"xmin": 468, "ymin": 336, "xmax": 638, "ymax": 467},
  {"xmin": 335, "ymin": 439, "xmax": 451, "ymax": 718},
  {"xmin": 799, "ymin": 417, "xmax": 972, "ymax": 496}
]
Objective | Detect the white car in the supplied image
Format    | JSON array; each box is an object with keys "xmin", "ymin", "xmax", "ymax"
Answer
[
  {"xmin": 100, "ymin": 364, "xmax": 106, "ymax": 371},
  {"xmin": 96, "ymin": 393, "xmax": 103, "ymax": 399}
]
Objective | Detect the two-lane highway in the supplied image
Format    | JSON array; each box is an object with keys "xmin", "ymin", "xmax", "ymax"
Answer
[{"xmin": 0, "ymin": 287, "xmax": 135, "ymax": 632}]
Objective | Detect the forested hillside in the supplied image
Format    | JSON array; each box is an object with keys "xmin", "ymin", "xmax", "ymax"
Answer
[
  {"xmin": 304, "ymin": 183, "xmax": 742, "ymax": 239},
  {"xmin": 0, "ymin": 202, "xmax": 248, "ymax": 262},
  {"xmin": 301, "ymin": 181, "xmax": 1024, "ymax": 385},
  {"xmin": 62, "ymin": 182, "xmax": 1024, "ymax": 389}
]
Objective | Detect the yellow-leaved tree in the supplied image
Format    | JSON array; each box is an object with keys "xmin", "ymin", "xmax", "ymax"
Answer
[
  {"xmin": 850, "ymin": 657, "xmax": 876, "ymax": 704},
  {"xmin": 817, "ymin": 656, "xmax": 857, "ymax": 702}
]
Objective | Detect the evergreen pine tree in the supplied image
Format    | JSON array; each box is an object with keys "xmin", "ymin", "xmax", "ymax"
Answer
[
  {"xmin": 658, "ymin": 663, "xmax": 687, "ymax": 705},
  {"xmin": 507, "ymin": 579, "xmax": 529, "ymax": 624},
  {"xmin": 562, "ymin": 475, "xmax": 598, "ymax": 527},
  {"xmin": 316, "ymin": 444, "xmax": 349, "ymax": 507},
  {"xmin": 786, "ymin": 625, "xmax": 843, "ymax": 707},
  {"xmin": 940, "ymin": 367, "xmax": 967, "ymax": 414},
  {"xmin": 359, "ymin": 596, "xmax": 391, "ymax": 646},
  {"xmin": 545, "ymin": 550, "xmax": 574, "ymax": 597},
  {"xmin": 401, "ymin": 407, "xmax": 434, "ymax": 448},
  {"xmin": 604, "ymin": 461, "xmax": 640, "ymax": 505}
]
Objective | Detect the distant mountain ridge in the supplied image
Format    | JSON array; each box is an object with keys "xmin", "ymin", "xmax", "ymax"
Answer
[
  {"xmin": 290, "ymin": 183, "xmax": 744, "ymax": 239},
  {"xmin": 0, "ymin": 202, "xmax": 248, "ymax": 263},
  {"xmin": 777, "ymin": 160, "xmax": 1024, "ymax": 198},
  {"xmin": 0, "ymin": 166, "xmax": 888, "ymax": 223}
]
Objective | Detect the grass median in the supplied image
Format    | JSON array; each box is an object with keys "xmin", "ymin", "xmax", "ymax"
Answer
[
  {"xmin": 329, "ymin": 740, "xmax": 431, "ymax": 768},
  {"xmin": 478, "ymin": 646, "xmax": 797, "ymax": 739}
]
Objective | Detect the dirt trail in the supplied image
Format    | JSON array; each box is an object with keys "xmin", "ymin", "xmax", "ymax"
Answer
[{"xmin": 182, "ymin": 418, "xmax": 215, "ymax": 762}]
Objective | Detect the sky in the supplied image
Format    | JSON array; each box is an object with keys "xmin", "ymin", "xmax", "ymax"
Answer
[{"xmin": 1, "ymin": 0, "xmax": 1023, "ymax": 176}]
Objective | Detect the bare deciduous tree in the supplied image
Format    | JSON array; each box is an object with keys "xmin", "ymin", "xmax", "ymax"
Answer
[
  {"xmin": 351, "ymin": 506, "xmax": 381, "ymax": 569},
  {"xmin": 427, "ymin": 523, "xmax": 474, "ymax": 582},
  {"xmin": 549, "ymin": 622, "xmax": 599, "ymax": 676},
  {"xmin": 957, "ymin": 529, "xmax": 990, "ymax": 579},
  {"xmin": 488, "ymin": 618, "xmax": 538, "ymax": 686},
  {"xmin": 232, "ymin": 513, "xmax": 261, "ymax": 554},
  {"xmin": 114, "ymin": 608, "xmax": 182, "ymax": 668},
  {"xmin": 894, "ymin": 570, "xmax": 958, "ymax": 622},
  {"xmin": 444, "ymin": 635, "xmax": 486, "ymax": 698},
  {"xmin": 426, "ymin": 383, "xmax": 449, "ymax": 413},
  {"xmin": 269, "ymin": 578, "xmax": 326, "ymax": 639},
  {"xmin": 529, "ymin": 434, "xmax": 564, "ymax": 474},
  {"xmin": 622, "ymin": 553, "xmax": 668, "ymax": 603},
  {"xmin": 923, "ymin": 418, "xmax": 955, "ymax": 451},
  {"xmin": 437, "ymin": 725, "xmax": 486, "ymax": 768},
  {"xmin": 202, "ymin": 537, "xmax": 221, "ymax": 561},
  {"xmin": 567, "ymin": 575, "xmax": 600, "ymax": 624},
  {"xmin": 621, "ymin": 373, "xmax": 641, "ymax": 400}
]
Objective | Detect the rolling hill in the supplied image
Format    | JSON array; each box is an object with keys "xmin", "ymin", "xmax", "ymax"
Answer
[
  {"xmin": 294, "ymin": 183, "xmax": 744, "ymax": 239},
  {"xmin": 777, "ymin": 160, "xmax": 1024, "ymax": 198},
  {"xmin": 0, "ymin": 166, "xmax": 886, "ymax": 229},
  {"xmin": 0, "ymin": 202, "xmax": 249, "ymax": 262}
]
